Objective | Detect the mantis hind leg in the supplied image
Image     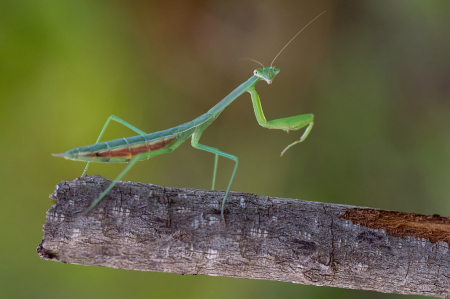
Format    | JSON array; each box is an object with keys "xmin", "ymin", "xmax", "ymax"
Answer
[
  {"xmin": 191, "ymin": 132, "xmax": 238, "ymax": 217},
  {"xmin": 83, "ymin": 147, "xmax": 174, "ymax": 215},
  {"xmin": 82, "ymin": 115, "xmax": 147, "ymax": 177}
]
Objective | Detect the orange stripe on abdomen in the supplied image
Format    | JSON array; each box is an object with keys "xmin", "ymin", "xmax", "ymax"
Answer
[{"xmin": 85, "ymin": 137, "xmax": 176, "ymax": 159}]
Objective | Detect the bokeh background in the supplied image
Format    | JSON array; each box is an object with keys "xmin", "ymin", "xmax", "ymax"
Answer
[{"xmin": 1, "ymin": 0, "xmax": 449, "ymax": 298}]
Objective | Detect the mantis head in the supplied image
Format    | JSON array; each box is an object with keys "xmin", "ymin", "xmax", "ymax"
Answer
[{"xmin": 253, "ymin": 67, "xmax": 280, "ymax": 84}]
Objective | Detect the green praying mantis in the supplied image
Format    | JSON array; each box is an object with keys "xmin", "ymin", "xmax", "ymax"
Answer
[{"xmin": 53, "ymin": 11, "xmax": 325, "ymax": 216}]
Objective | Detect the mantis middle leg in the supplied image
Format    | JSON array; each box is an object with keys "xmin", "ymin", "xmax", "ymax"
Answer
[
  {"xmin": 82, "ymin": 115, "xmax": 147, "ymax": 176},
  {"xmin": 247, "ymin": 86, "xmax": 314, "ymax": 156},
  {"xmin": 191, "ymin": 131, "xmax": 238, "ymax": 216}
]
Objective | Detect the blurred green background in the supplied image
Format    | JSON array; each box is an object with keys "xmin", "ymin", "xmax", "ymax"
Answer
[{"xmin": 1, "ymin": 0, "xmax": 449, "ymax": 298}]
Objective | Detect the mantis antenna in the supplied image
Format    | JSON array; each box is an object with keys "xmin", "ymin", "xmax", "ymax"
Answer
[
  {"xmin": 243, "ymin": 58, "xmax": 264, "ymax": 67},
  {"xmin": 271, "ymin": 10, "xmax": 326, "ymax": 66}
]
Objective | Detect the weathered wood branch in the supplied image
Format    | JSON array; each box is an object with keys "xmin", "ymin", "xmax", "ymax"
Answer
[{"xmin": 39, "ymin": 176, "xmax": 450, "ymax": 297}]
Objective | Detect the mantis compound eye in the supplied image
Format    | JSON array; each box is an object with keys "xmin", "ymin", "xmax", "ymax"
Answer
[{"xmin": 254, "ymin": 70, "xmax": 258, "ymax": 75}]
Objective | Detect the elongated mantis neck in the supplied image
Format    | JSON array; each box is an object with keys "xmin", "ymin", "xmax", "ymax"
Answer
[
  {"xmin": 207, "ymin": 75, "xmax": 260, "ymax": 115},
  {"xmin": 207, "ymin": 65, "xmax": 281, "ymax": 116}
]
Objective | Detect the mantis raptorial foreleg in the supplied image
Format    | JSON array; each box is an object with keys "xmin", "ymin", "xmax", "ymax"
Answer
[
  {"xmin": 247, "ymin": 86, "xmax": 314, "ymax": 156},
  {"xmin": 191, "ymin": 131, "xmax": 238, "ymax": 214},
  {"xmin": 82, "ymin": 115, "xmax": 147, "ymax": 177}
]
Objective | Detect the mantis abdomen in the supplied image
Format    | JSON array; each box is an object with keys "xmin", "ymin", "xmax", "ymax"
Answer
[{"xmin": 54, "ymin": 112, "xmax": 217, "ymax": 163}]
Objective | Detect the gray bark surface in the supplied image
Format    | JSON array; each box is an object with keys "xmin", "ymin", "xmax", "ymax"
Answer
[{"xmin": 39, "ymin": 176, "xmax": 450, "ymax": 297}]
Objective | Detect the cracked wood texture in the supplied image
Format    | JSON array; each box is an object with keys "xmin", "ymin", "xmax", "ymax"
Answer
[{"xmin": 38, "ymin": 176, "xmax": 450, "ymax": 297}]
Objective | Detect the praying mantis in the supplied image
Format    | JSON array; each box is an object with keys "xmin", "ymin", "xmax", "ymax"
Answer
[{"xmin": 53, "ymin": 11, "xmax": 325, "ymax": 216}]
